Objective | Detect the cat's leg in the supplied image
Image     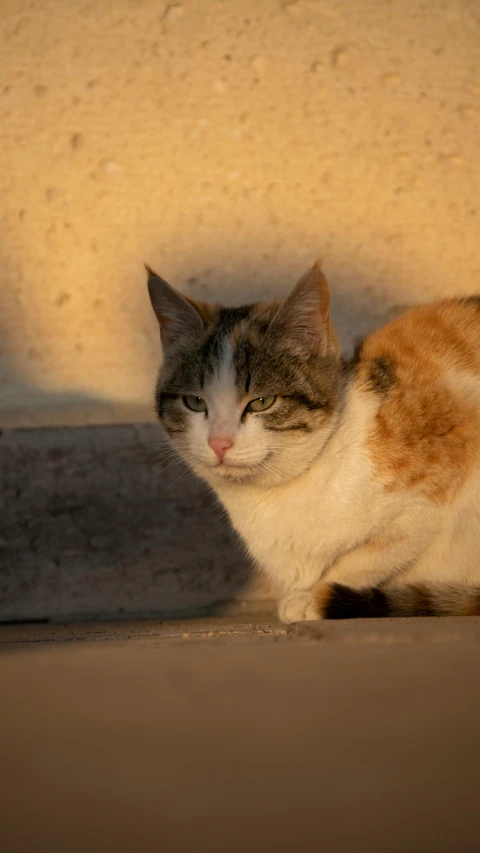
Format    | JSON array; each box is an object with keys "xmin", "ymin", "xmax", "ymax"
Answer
[
  {"xmin": 312, "ymin": 532, "xmax": 432, "ymax": 620},
  {"xmin": 278, "ymin": 590, "xmax": 320, "ymax": 624},
  {"xmin": 278, "ymin": 531, "xmax": 429, "ymax": 623}
]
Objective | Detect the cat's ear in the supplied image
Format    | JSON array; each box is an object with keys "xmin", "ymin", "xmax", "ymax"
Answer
[
  {"xmin": 146, "ymin": 265, "xmax": 205, "ymax": 348},
  {"xmin": 269, "ymin": 260, "xmax": 333, "ymax": 356}
]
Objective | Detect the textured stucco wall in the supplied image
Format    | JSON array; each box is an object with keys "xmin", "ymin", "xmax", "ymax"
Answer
[{"xmin": 1, "ymin": 0, "xmax": 479, "ymax": 427}]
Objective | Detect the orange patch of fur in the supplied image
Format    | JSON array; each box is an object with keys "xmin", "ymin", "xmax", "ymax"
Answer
[
  {"xmin": 358, "ymin": 300, "xmax": 480, "ymax": 503},
  {"xmin": 229, "ymin": 303, "xmax": 281, "ymax": 348},
  {"xmin": 461, "ymin": 592, "xmax": 480, "ymax": 616},
  {"xmin": 405, "ymin": 584, "xmax": 435, "ymax": 616},
  {"xmin": 314, "ymin": 583, "xmax": 334, "ymax": 617},
  {"xmin": 183, "ymin": 296, "xmax": 219, "ymax": 327}
]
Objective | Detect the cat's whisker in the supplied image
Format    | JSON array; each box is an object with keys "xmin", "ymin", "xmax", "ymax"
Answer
[
  {"xmin": 166, "ymin": 465, "xmax": 195, "ymax": 491},
  {"xmin": 140, "ymin": 441, "xmax": 174, "ymax": 453},
  {"xmin": 151, "ymin": 459, "xmax": 180, "ymax": 474},
  {"xmin": 151, "ymin": 451, "xmax": 180, "ymax": 466},
  {"xmin": 254, "ymin": 459, "xmax": 284, "ymax": 485},
  {"xmin": 154, "ymin": 458, "xmax": 184, "ymax": 477}
]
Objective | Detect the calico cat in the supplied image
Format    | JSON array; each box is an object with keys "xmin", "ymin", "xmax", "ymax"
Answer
[{"xmin": 147, "ymin": 261, "xmax": 480, "ymax": 622}]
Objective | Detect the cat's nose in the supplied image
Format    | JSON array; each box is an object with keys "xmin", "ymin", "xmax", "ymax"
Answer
[{"xmin": 208, "ymin": 436, "xmax": 234, "ymax": 461}]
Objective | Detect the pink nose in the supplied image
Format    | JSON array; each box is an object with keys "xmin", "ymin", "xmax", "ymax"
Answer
[{"xmin": 208, "ymin": 437, "xmax": 234, "ymax": 461}]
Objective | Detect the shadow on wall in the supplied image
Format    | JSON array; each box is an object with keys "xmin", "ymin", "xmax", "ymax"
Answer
[
  {"xmin": 0, "ymin": 233, "xmax": 155, "ymax": 426},
  {"xmin": 0, "ymin": 237, "xmax": 414, "ymax": 429},
  {"xmin": 146, "ymin": 244, "xmax": 414, "ymax": 353},
  {"xmin": 0, "ymin": 382, "xmax": 155, "ymax": 428}
]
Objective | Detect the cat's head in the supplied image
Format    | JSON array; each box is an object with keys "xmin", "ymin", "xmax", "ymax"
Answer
[{"xmin": 147, "ymin": 262, "xmax": 343, "ymax": 488}]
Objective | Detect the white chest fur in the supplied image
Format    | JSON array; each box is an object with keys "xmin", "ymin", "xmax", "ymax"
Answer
[{"xmin": 215, "ymin": 395, "xmax": 381, "ymax": 592}]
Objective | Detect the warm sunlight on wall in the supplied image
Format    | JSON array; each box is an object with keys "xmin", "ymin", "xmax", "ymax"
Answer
[{"xmin": 1, "ymin": 0, "xmax": 479, "ymax": 425}]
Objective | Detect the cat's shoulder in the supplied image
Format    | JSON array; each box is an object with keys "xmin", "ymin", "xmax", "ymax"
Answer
[
  {"xmin": 348, "ymin": 296, "xmax": 480, "ymax": 502},
  {"xmin": 351, "ymin": 296, "xmax": 480, "ymax": 392}
]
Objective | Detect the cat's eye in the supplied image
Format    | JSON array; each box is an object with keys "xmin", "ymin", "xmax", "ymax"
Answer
[
  {"xmin": 183, "ymin": 395, "xmax": 208, "ymax": 413},
  {"xmin": 245, "ymin": 396, "xmax": 277, "ymax": 413}
]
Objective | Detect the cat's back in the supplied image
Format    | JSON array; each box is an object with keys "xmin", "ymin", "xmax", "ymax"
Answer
[
  {"xmin": 354, "ymin": 296, "xmax": 480, "ymax": 502},
  {"xmin": 359, "ymin": 296, "xmax": 480, "ymax": 378}
]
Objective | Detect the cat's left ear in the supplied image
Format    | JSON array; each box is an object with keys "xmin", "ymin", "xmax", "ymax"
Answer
[{"xmin": 269, "ymin": 260, "xmax": 334, "ymax": 356}]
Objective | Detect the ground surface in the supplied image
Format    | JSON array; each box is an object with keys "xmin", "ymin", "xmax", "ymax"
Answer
[{"xmin": 1, "ymin": 615, "xmax": 479, "ymax": 853}]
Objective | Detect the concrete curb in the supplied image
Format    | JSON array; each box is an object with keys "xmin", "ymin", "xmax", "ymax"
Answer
[{"xmin": 0, "ymin": 424, "xmax": 277, "ymax": 622}]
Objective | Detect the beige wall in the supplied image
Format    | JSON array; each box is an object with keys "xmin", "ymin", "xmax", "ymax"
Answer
[{"xmin": 1, "ymin": 0, "xmax": 479, "ymax": 427}]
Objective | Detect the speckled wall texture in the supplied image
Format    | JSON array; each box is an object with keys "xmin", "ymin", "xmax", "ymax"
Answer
[{"xmin": 1, "ymin": 0, "xmax": 479, "ymax": 426}]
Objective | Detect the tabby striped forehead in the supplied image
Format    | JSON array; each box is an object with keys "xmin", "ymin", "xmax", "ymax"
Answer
[{"xmin": 159, "ymin": 301, "xmax": 340, "ymax": 414}]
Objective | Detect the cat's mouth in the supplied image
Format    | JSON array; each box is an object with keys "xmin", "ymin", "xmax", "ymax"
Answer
[
  {"xmin": 210, "ymin": 455, "xmax": 273, "ymax": 481},
  {"xmin": 191, "ymin": 455, "xmax": 261, "ymax": 481},
  {"xmin": 214, "ymin": 460, "xmax": 255, "ymax": 476}
]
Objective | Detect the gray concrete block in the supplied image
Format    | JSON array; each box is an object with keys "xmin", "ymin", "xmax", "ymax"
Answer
[{"xmin": 0, "ymin": 424, "xmax": 268, "ymax": 622}]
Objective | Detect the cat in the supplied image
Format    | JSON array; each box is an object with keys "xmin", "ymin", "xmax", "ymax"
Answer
[{"xmin": 147, "ymin": 261, "xmax": 480, "ymax": 622}]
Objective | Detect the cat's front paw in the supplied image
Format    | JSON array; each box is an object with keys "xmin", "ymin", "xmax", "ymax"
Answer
[{"xmin": 278, "ymin": 591, "xmax": 320, "ymax": 624}]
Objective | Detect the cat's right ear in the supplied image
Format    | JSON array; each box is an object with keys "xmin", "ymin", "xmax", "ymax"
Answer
[{"xmin": 146, "ymin": 265, "xmax": 204, "ymax": 348}]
